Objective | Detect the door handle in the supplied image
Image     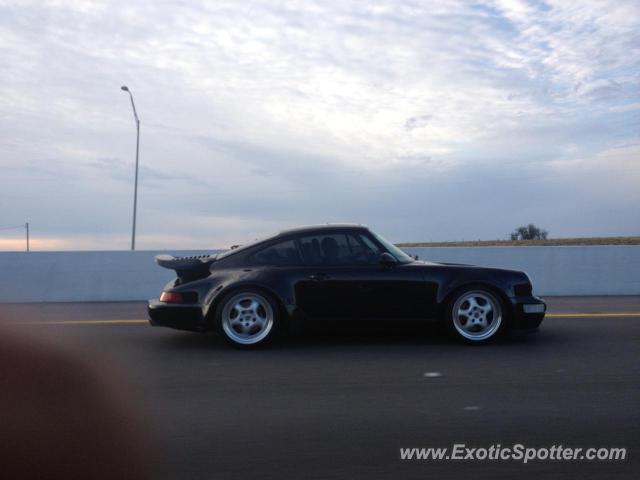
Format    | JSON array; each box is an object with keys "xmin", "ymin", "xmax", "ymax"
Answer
[{"xmin": 308, "ymin": 273, "xmax": 328, "ymax": 281}]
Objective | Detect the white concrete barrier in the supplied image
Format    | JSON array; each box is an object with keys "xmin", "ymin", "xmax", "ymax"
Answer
[
  {"xmin": 0, "ymin": 246, "xmax": 638, "ymax": 302},
  {"xmin": 0, "ymin": 250, "xmax": 222, "ymax": 303},
  {"xmin": 404, "ymin": 246, "xmax": 640, "ymax": 296}
]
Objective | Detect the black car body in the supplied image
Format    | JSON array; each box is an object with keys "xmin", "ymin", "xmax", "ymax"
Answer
[{"xmin": 148, "ymin": 224, "xmax": 546, "ymax": 346}]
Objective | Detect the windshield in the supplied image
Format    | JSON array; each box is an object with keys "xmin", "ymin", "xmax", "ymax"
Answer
[{"xmin": 371, "ymin": 231, "xmax": 414, "ymax": 263}]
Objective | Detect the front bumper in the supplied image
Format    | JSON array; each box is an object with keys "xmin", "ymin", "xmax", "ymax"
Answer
[
  {"xmin": 147, "ymin": 299, "xmax": 208, "ymax": 332},
  {"xmin": 510, "ymin": 295, "xmax": 546, "ymax": 331}
]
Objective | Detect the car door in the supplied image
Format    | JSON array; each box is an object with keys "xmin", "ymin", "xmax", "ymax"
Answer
[
  {"xmin": 293, "ymin": 232, "xmax": 367, "ymax": 320},
  {"xmin": 360, "ymin": 263, "xmax": 436, "ymax": 320},
  {"xmin": 349, "ymin": 232, "xmax": 437, "ymax": 320}
]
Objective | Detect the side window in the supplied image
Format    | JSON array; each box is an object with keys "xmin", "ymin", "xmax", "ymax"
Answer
[
  {"xmin": 250, "ymin": 239, "xmax": 300, "ymax": 266},
  {"xmin": 299, "ymin": 233, "xmax": 381, "ymax": 265},
  {"xmin": 298, "ymin": 235, "xmax": 324, "ymax": 265},
  {"xmin": 299, "ymin": 234, "xmax": 348, "ymax": 265},
  {"xmin": 348, "ymin": 233, "xmax": 382, "ymax": 263},
  {"xmin": 358, "ymin": 234, "xmax": 381, "ymax": 254}
]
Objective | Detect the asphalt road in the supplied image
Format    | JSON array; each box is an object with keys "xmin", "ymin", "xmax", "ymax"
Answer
[{"xmin": 1, "ymin": 297, "xmax": 639, "ymax": 479}]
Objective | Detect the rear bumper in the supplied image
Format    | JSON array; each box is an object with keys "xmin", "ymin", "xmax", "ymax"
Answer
[
  {"xmin": 510, "ymin": 295, "xmax": 546, "ymax": 331},
  {"xmin": 147, "ymin": 299, "xmax": 208, "ymax": 332}
]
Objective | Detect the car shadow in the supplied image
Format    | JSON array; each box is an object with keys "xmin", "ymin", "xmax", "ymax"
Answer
[{"xmin": 152, "ymin": 321, "xmax": 565, "ymax": 353}]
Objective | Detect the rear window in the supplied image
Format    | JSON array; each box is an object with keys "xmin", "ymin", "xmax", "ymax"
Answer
[{"xmin": 249, "ymin": 239, "xmax": 300, "ymax": 266}]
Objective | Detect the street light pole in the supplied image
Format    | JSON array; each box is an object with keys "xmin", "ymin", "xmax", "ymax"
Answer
[
  {"xmin": 25, "ymin": 222, "xmax": 29, "ymax": 252},
  {"xmin": 121, "ymin": 85, "xmax": 140, "ymax": 251}
]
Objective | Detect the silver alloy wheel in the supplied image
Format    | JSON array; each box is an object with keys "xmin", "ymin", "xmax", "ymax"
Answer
[
  {"xmin": 221, "ymin": 292, "xmax": 274, "ymax": 345},
  {"xmin": 452, "ymin": 290, "xmax": 502, "ymax": 341}
]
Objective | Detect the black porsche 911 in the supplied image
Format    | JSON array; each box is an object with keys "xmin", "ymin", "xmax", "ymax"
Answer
[{"xmin": 148, "ymin": 224, "xmax": 546, "ymax": 347}]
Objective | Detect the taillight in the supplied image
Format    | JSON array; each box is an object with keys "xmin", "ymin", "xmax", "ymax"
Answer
[{"xmin": 160, "ymin": 291, "xmax": 184, "ymax": 303}]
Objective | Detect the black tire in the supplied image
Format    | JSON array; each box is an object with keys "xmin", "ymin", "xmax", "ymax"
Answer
[
  {"xmin": 214, "ymin": 288, "xmax": 280, "ymax": 349},
  {"xmin": 445, "ymin": 286, "xmax": 507, "ymax": 343}
]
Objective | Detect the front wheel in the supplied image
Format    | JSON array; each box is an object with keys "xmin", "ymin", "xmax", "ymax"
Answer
[
  {"xmin": 447, "ymin": 288, "xmax": 506, "ymax": 343},
  {"xmin": 216, "ymin": 290, "xmax": 279, "ymax": 348}
]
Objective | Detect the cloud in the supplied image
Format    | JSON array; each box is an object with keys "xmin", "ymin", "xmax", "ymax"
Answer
[
  {"xmin": 404, "ymin": 115, "xmax": 432, "ymax": 131},
  {"xmin": 0, "ymin": 0, "xmax": 638, "ymax": 250}
]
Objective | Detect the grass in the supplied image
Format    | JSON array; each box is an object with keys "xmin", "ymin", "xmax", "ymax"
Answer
[{"xmin": 397, "ymin": 236, "xmax": 640, "ymax": 248}]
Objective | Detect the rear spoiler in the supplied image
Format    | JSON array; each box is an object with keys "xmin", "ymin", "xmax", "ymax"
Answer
[{"xmin": 155, "ymin": 253, "xmax": 218, "ymax": 283}]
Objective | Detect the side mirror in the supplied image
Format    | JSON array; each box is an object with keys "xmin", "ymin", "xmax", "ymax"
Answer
[{"xmin": 379, "ymin": 252, "xmax": 398, "ymax": 267}]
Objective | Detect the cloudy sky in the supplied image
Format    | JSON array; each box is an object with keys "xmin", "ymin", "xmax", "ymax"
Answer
[{"xmin": 1, "ymin": 0, "xmax": 638, "ymax": 251}]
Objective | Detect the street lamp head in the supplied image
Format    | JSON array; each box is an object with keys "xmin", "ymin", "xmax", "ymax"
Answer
[{"xmin": 121, "ymin": 85, "xmax": 129, "ymax": 92}]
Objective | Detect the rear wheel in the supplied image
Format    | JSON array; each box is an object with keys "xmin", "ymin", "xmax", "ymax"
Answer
[
  {"xmin": 447, "ymin": 288, "xmax": 505, "ymax": 343},
  {"xmin": 216, "ymin": 290, "xmax": 278, "ymax": 348}
]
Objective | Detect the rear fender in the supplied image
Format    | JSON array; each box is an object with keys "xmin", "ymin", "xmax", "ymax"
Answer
[{"xmin": 204, "ymin": 281, "xmax": 292, "ymax": 328}]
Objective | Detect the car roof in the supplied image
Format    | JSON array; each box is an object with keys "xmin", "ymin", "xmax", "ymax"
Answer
[
  {"xmin": 277, "ymin": 223, "xmax": 368, "ymax": 236},
  {"xmin": 217, "ymin": 224, "xmax": 370, "ymax": 261}
]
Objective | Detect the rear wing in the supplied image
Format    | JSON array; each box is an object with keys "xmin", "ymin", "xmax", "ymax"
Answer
[{"xmin": 155, "ymin": 253, "xmax": 218, "ymax": 283}]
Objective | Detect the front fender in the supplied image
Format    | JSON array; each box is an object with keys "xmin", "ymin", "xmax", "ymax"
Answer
[
  {"xmin": 438, "ymin": 277, "xmax": 509, "ymax": 306},
  {"xmin": 435, "ymin": 267, "xmax": 526, "ymax": 306}
]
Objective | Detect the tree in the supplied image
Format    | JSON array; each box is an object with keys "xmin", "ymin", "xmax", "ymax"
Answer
[{"xmin": 510, "ymin": 224, "xmax": 548, "ymax": 241}]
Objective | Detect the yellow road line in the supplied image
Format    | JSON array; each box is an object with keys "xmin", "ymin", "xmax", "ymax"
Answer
[
  {"xmin": 20, "ymin": 319, "xmax": 147, "ymax": 325},
  {"xmin": 546, "ymin": 313, "xmax": 640, "ymax": 318},
  {"xmin": 10, "ymin": 313, "xmax": 640, "ymax": 326}
]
